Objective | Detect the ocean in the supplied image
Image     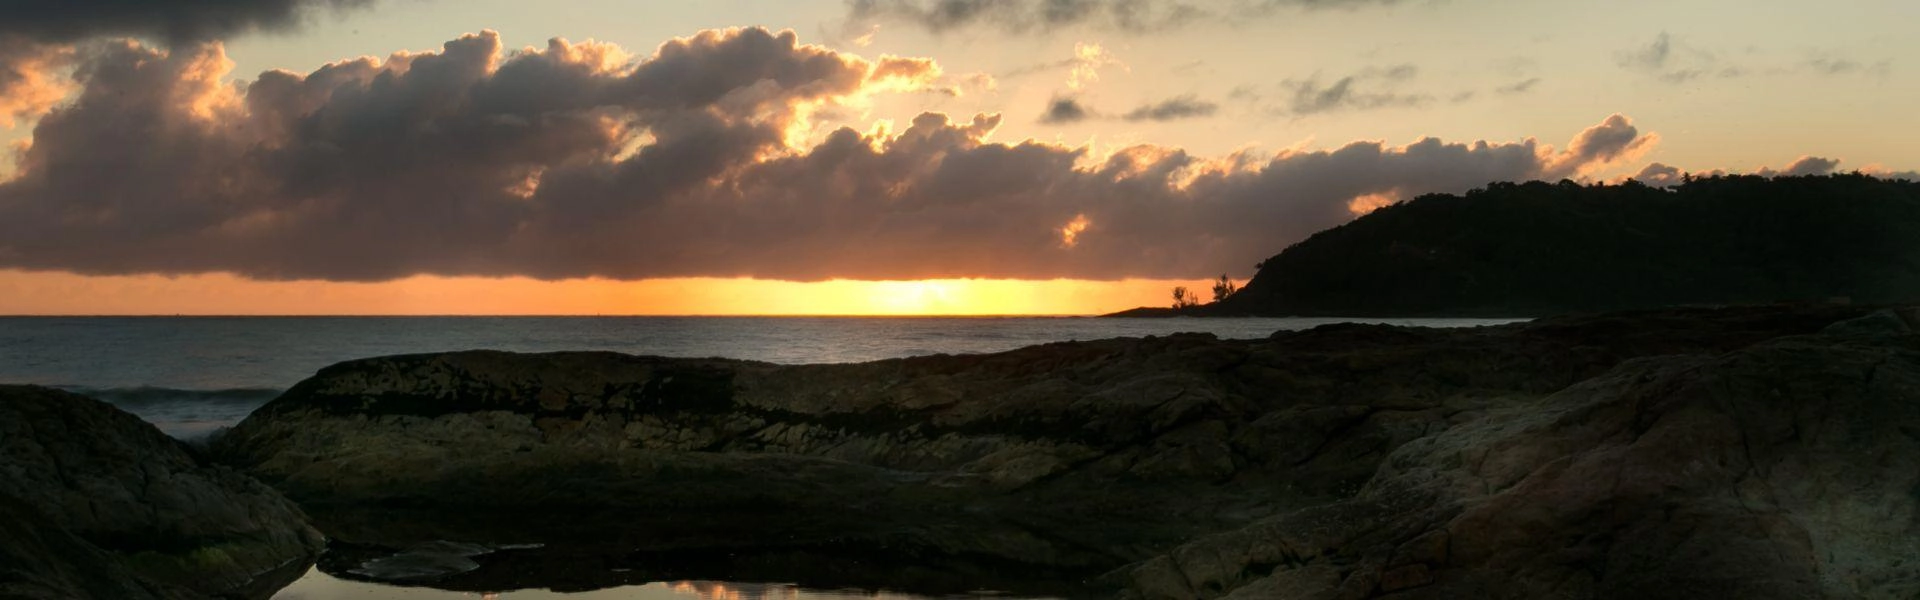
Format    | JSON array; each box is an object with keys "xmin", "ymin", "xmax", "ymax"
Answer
[
  {"xmin": 0, "ymin": 315, "xmax": 1517, "ymax": 599},
  {"xmin": 0, "ymin": 316, "xmax": 1516, "ymax": 440}
]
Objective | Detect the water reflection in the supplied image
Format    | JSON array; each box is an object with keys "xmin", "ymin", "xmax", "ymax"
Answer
[
  {"xmin": 298, "ymin": 504, "xmax": 1114, "ymax": 599},
  {"xmin": 271, "ymin": 568, "xmax": 1054, "ymax": 599},
  {"xmin": 667, "ymin": 581, "xmax": 994, "ymax": 600},
  {"xmin": 670, "ymin": 581, "xmax": 798, "ymax": 600}
]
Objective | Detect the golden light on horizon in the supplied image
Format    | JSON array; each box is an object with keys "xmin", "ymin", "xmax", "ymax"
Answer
[{"xmin": 0, "ymin": 269, "xmax": 1218, "ymax": 316}]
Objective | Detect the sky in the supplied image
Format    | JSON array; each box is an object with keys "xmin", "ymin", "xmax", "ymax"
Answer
[{"xmin": 0, "ymin": 0, "xmax": 1914, "ymax": 315}]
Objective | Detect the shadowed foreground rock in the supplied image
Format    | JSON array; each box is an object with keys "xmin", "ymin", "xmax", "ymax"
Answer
[
  {"xmin": 212, "ymin": 304, "xmax": 1920, "ymax": 598},
  {"xmin": 0, "ymin": 386, "xmax": 324, "ymax": 600},
  {"xmin": 1116, "ymin": 311, "xmax": 1920, "ymax": 599}
]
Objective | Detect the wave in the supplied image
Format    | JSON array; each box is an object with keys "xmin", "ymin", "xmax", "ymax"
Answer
[{"xmin": 55, "ymin": 386, "xmax": 285, "ymax": 408}]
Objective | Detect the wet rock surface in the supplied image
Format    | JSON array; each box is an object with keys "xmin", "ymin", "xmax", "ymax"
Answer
[
  {"xmin": 0, "ymin": 385, "xmax": 324, "ymax": 600},
  {"xmin": 211, "ymin": 304, "xmax": 1918, "ymax": 598}
]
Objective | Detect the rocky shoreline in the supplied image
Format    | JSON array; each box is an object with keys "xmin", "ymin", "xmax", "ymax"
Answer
[{"xmin": 5, "ymin": 304, "xmax": 1918, "ymax": 598}]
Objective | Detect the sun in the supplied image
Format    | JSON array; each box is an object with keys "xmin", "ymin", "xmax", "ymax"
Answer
[{"xmin": 870, "ymin": 280, "xmax": 959, "ymax": 314}]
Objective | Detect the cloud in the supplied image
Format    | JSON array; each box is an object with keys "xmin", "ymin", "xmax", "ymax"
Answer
[
  {"xmin": 871, "ymin": 55, "xmax": 943, "ymax": 85},
  {"xmin": 1617, "ymin": 32, "xmax": 1888, "ymax": 84},
  {"xmin": 1278, "ymin": 64, "xmax": 1428, "ymax": 115},
  {"xmin": 1805, "ymin": 56, "xmax": 1892, "ymax": 77},
  {"xmin": 1496, "ymin": 77, "xmax": 1540, "ymax": 95},
  {"xmin": 1757, "ymin": 156, "xmax": 1840, "ymax": 177},
  {"xmin": 1625, "ymin": 156, "xmax": 1916, "ymax": 187},
  {"xmin": 1121, "ymin": 95, "xmax": 1217, "ymax": 121},
  {"xmin": 0, "ymin": 28, "xmax": 1659, "ymax": 282},
  {"xmin": 1617, "ymin": 31, "xmax": 1674, "ymax": 71},
  {"xmin": 1614, "ymin": 31, "xmax": 1744, "ymax": 83},
  {"xmin": 845, "ymin": 0, "xmax": 1195, "ymax": 34},
  {"xmin": 1628, "ymin": 162, "xmax": 1687, "ymax": 187},
  {"xmin": 1038, "ymin": 93, "xmax": 1218, "ymax": 123},
  {"xmin": 0, "ymin": 38, "xmax": 74, "ymax": 128},
  {"xmin": 843, "ymin": 0, "xmax": 1401, "ymax": 35},
  {"xmin": 1003, "ymin": 42, "xmax": 1123, "ymax": 91},
  {"xmin": 1040, "ymin": 96, "xmax": 1095, "ymax": 123},
  {"xmin": 0, "ymin": 0, "xmax": 373, "ymax": 44},
  {"xmin": 1070, "ymin": 43, "xmax": 1127, "ymax": 89},
  {"xmin": 1547, "ymin": 113, "xmax": 1657, "ymax": 175},
  {"xmin": 0, "ymin": 0, "xmax": 379, "ymax": 128}
]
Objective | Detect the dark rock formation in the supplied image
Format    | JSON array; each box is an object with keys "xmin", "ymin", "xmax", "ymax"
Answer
[
  {"xmin": 213, "ymin": 304, "xmax": 1919, "ymax": 598},
  {"xmin": 1116, "ymin": 309, "xmax": 1920, "ymax": 599},
  {"xmin": 0, "ymin": 493, "xmax": 185, "ymax": 600},
  {"xmin": 0, "ymin": 385, "xmax": 324, "ymax": 600}
]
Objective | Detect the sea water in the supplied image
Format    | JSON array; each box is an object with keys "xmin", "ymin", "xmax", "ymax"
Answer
[
  {"xmin": 0, "ymin": 316, "xmax": 1515, "ymax": 440},
  {"xmin": 0, "ymin": 315, "xmax": 1518, "ymax": 599}
]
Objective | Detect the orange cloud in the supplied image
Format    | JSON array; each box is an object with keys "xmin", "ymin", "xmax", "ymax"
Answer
[
  {"xmin": 1546, "ymin": 113, "xmax": 1659, "ymax": 176},
  {"xmin": 1060, "ymin": 213, "xmax": 1091, "ymax": 247},
  {"xmin": 868, "ymin": 55, "xmax": 940, "ymax": 85},
  {"xmin": 0, "ymin": 38, "xmax": 75, "ymax": 128},
  {"xmin": 1347, "ymin": 192, "xmax": 1397, "ymax": 215}
]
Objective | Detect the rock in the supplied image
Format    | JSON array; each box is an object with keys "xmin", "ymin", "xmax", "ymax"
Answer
[
  {"xmin": 1821, "ymin": 308, "xmax": 1915, "ymax": 337},
  {"xmin": 0, "ymin": 492, "xmax": 186, "ymax": 600},
  {"xmin": 1114, "ymin": 323, "xmax": 1920, "ymax": 599},
  {"xmin": 0, "ymin": 385, "xmax": 324, "ymax": 599},
  {"xmin": 210, "ymin": 304, "xmax": 1906, "ymax": 596}
]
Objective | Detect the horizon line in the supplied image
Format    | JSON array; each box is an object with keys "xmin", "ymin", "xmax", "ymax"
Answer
[{"xmin": 0, "ymin": 313, "xmax": 1120, "ymax": 318}]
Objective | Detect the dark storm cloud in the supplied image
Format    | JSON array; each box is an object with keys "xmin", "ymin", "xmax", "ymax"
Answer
[
  {"xmin": 844, "ymin": 0, "xmax": 1401, "ymax": 34},
  {"xmin": 0, "ymin": 0, "xmax": 373, "ymax": 43},
  {"xmin": 0, "ymin": 28, "xmax": 1656, "ymax": 282},
  {"xmin": 1121, "ymin": 95, "xmax": 1217, "ymax": 121},
  {"xmin": 0, "ymin": 0, "xmax": 377, "ymax": 127},
  {"xmin": 1040, "ymin": 96, "xmax": 1095, "ymax": 123}
]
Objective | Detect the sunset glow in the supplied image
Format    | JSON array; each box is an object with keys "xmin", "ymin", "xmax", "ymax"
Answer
[
  {"xmin": 0, "ymin": 270, "xmax": 1215, "ymax": 316},
  {"xmin": 0, "ymin": 1, "xmax": 1913, "ymax": 315}
]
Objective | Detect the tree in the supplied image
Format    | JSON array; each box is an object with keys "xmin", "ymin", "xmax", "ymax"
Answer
[
  {"xmin": 1171, "ymin": 286, "xmax": 1199, "ymax": 309},
  {"xmin": 1211, "ymin": 274, "xmax": 1238, "ymax": 303}
]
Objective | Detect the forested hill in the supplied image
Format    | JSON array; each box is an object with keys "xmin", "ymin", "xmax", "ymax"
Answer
[{"xmin": 1210, "ymin": 174, "xmax": 1920, "ymax": 317}]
